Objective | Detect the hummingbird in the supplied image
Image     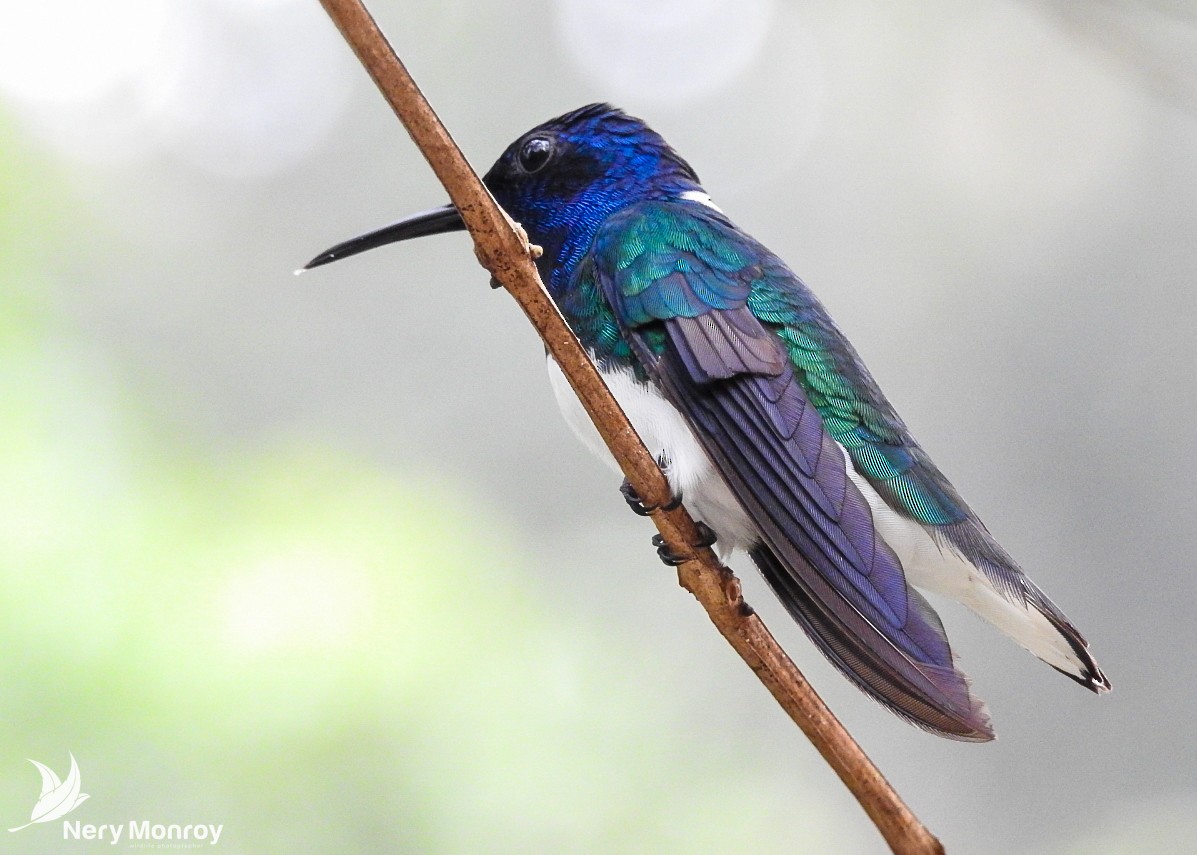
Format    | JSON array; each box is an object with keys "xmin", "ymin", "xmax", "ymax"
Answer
[{"xmin": 305, "ymin": 103, "xmax": 1109, "ymax": 741}]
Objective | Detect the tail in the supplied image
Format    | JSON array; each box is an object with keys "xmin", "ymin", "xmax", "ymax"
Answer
[
  {"xmin": 750, "ymin": 545, "xmax": 994, "ymax": 742},
  {"xmin": 1037, "ymin": 600, "xmax": 1112, "ymax": 693},
  {"xmin": 834, "ymin": 482, "xmax": 1112, "ymax": 696},
  {"xmin": 957, "ymin": 562, "xmax": 1111, "ymax": 695}
]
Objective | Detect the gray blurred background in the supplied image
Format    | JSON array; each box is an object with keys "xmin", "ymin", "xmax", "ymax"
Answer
[{"xmin": 0, "ymin": 1, "xmax": 1194, "ymax": 853}]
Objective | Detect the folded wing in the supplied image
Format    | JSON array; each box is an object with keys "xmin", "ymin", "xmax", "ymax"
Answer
[{"xmin": 589, "ymin": 201, "xmax": 993, "ymax": 740}]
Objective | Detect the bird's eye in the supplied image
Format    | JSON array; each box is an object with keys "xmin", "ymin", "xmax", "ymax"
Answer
[{"xmin": 518, "ymin": 136, "xmax": 554, "ymax": 173}]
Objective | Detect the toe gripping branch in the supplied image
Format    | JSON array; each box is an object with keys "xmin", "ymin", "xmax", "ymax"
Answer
[
  {"xmin": 620, "ymin": 478, "xmax": 683, "ymax": 517},
  {"xmin": 651, "ymin": 522, "xmax": 717, "ymax": 566},
  {"xmin": 619, "ymin": 453, "xmax": 683, "ymax": 517},
  {"xmin": 648, "ymin": 520, "xmax": 748, "ymax": 615},
  {"xmin": 617, "ymin": 459, "xmax": 740, "ymax": 610}
]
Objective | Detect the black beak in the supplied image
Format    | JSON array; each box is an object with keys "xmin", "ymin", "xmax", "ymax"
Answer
[{"xmin": 302, "ymin": 203, "xmax": 466, "ymax": 270}]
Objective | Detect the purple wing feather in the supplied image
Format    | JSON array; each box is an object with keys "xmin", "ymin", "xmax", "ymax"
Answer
[{"xmin": 660, "ymin": 307, "xmax": 991, "ymax": 739}]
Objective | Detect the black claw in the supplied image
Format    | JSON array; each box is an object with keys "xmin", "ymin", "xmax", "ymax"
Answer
[
  {"xmin": 655, "ymin": 454, "xmax": 683, "ymax": 509},
  {"xmin": 620, "ymin": 478, "xmax": 682, "ymax": 516},
  {"xmin": 620, "ymin": 479, "xmax": 653, "ymax": 516},
  {"xmin": 650, "ymin": 533, "xmax": 685, "ymax": 565},
  {"xmin": 650, "ymin": 523, "xmax": 718, "ymax": 566},
  {"xmin": 694, "ymin": 522, "xmax": 718, "ymax": 548},
  {"xmin": 656, "ymin": 544, "xmax": 687, "ymax": 566}
]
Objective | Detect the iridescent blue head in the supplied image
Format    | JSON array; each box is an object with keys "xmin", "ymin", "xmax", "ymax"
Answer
[
  {"xmin": 480, "ymin": 104, "xmax": 703, "ymax": 287},
  {"xmin": 304, "ymin": 104, "xmax": 704, "ymax": 290}
]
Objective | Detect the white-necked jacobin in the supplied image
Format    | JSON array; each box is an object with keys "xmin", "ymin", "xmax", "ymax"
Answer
[{"xmin": 305, "ymin": 104, "xmax": 1109, "ymax": 741}]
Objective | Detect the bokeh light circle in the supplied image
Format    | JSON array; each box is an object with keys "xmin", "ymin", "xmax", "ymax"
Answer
[{"xmin": 554, "ymin": 0, "xmax": 776, "ymax": 104}]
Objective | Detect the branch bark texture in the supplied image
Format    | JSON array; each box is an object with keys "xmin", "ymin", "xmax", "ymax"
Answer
[{"xmin": 315, "ymin": 2, "xmax": 946, "ymax": 853}]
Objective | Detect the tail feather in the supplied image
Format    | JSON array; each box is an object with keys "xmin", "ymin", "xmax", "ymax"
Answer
[
  {"xmin": 750, "ymin": 545, "xmax": 994, "ymax": 742},
  {"xmin": 842, "ymin": 466, "xmax": 1112, "ymax": 696},
  {"xmin": 1021, "ymin": 582, "xmax": 1111, "ymax": 693},
  {"xmin": 924, "ymin": 536, "xmax": 1112, "ymax": 695}
]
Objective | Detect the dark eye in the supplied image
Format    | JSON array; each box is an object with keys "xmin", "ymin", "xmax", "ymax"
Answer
[{"xmin": 518, "ymin": 136, "xmax": 554, "ymax": 173}]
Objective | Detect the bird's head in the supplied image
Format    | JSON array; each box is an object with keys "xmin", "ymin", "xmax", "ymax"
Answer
[{"xmin": 304, "ymin": 104, "xmax": 704, "ymax": 288}]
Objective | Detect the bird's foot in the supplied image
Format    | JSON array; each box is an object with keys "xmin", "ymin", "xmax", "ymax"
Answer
[
  {"xmin": 693, "ymin": 521, "xmax": 718, "ymax": 548},
  {"xmin": 651, "ymin": 534, "xmax": 685, "ymax": 566},
  {"xmin": 620, "ymin": 478, "xmax": 682, "ymax": 516},
  {"xmin": 651, "ymin": 522, "xmax": 718, "ymax": 566}
]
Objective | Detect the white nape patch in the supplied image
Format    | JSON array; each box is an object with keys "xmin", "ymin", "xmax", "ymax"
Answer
[
  {"xmin": 837, "ymin": 444, "xmax": 1086, "ymax": 677},
  {"xmin": 546, "ymin": 354, "xmax": 757, "ymax": 554},
  {"xmin": 679, "ymin": 190, "xmax": 725, "ymax": 213}
]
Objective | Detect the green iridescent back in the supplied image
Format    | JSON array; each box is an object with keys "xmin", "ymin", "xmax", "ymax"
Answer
[{"xmin": 560, "ymin": 201, "xmax": 971, "ymax": 529}]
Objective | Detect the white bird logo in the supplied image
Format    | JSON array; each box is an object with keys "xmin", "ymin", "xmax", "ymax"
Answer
[{"xmin": 9, "ymin": 753, "xmax": 89, "ymax": 832}]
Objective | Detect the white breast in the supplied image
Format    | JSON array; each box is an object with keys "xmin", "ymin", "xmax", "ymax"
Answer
[{"xmin": 546, "ymin": 354, "xmax": 759, "ymax": 554}]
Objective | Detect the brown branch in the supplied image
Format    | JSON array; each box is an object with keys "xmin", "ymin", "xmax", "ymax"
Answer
[{"xmin": 314, "ymin": 2, "xmax": 946, "ymax": 853}]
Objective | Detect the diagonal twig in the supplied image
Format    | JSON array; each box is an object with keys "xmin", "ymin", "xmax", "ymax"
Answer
[{"xmin": 313, "ymin": 2, "xmax": 946, "ymax": 852}]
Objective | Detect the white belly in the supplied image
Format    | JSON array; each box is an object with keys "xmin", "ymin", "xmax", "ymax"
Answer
[{"xmin": 546, "ymin": 355, "xmax": 759, "ymax": 554}]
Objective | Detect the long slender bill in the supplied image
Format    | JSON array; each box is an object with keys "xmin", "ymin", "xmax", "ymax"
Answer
[{"xmin": 302, "ymin": 203, "xmax": 465, "ymax": 270}]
